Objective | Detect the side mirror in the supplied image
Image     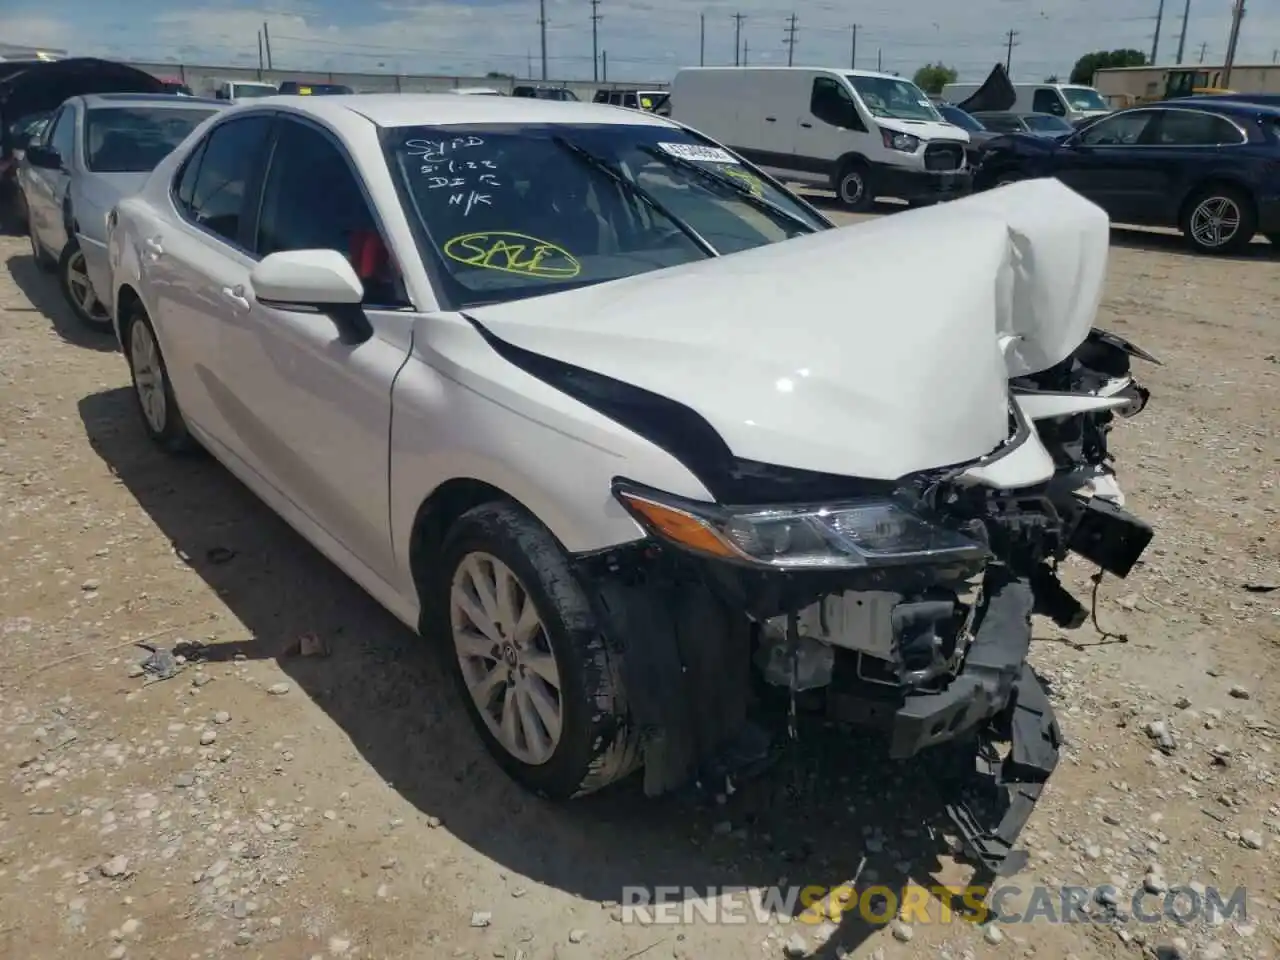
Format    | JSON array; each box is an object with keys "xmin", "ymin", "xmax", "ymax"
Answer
[
  {"xmin": 25, "ymin": 145, "xmax": 61, "ymax": 169},
  {"xmin": 250, "ymin": 249, "xmax": 371, "ymax": 343}
]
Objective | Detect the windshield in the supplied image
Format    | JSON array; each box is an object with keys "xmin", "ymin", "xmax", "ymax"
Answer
[
  {"xmin": 1063, "ymin": 86, "xmax": 1108, "ymax": 111},
  {"xmin": 937, "ymin": 105, "xmax": 985, "ymax": 132},
  {"xmin": 232, "ymin": 84, "xmax": 277, "ymax": 99},
  {"xmin": 1024, "ymin": 113, "xmax": 1073, "ymax": 133},
  {"xmin": 384, "ymin": 122, "xmax": 828, "ymax": 310},
  {"xmin": 846, "ymin": 75, "xmax": 940, "ymax": 121},
  {"xmin": 85, "ymin": 106, "xmax": 219, "ymax": 173}
]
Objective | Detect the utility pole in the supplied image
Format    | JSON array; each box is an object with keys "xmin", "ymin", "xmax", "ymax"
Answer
[
  {"xmin": 602, "ymin": 50, "xmax": 608, "ymax": 81},
  {"xmin": 591, "ymin": 0, "xmax": 601, "ymax": 82},
  {"xmin": 1273, "ymin": 48, "xmax": 1278, "ymax": 63},
  {"xmin": 1198, "ymin": 41, "xmax": 1207, "ymax": 62},
  {"xmin": 538, "ymin": 0, "xmax": 548, "ymax": 80},
  {"xmin": 784, "ymin": 13, "xmax": 798, "ymax": 67},
  {"xmin": 732, "ymin": 13, "xmax": 745, "ymax": 66},
  {"xmin": 527, "ymin": 49, "xmax": 533, "ymax": 77},
  {"xmin": 257, "ymin": 31, "xmax": 264, "ymax": 76},
  {"xmin": 699, "ymin": 13, "xmax": 705, "ymax": 66},
  {"xmin": 1150, "ymin": 0, "xmax": 1166, "ymax": 63},
  {"xmin": 850, "ymin": 24, "xmax": 858, "ymax": 69},
  {"xmin": 877, "ymin": 48, "xmax": 882, "ymax": 71},
  {"xmin": 1175, "ymin": 0, "xmax": 1191, "ymax": 62},
  {"xmin": 1005, "ymin": 29, "xmax": 1019, "ymax": 71},
  {"xmin": 743, "ymin": 39, "xmax": 749, "ymax": 66},
  {"xmin": 262, "ymin": 21, "xmax": 273, "ymax": 69},
  {"xmin": 1222, "ymin": 0, "xmax": 1245, "ymax": 88}
]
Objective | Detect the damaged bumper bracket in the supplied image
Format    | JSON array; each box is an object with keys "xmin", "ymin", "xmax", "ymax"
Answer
[{"xmin": 888, "ymin": 568, "xmax": 1062, "ymax": 876}]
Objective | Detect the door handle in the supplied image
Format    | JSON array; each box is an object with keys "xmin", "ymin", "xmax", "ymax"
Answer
[
  {"xmin": 765, "ymin": 116, "xmax": 777, "ymax": 122},
  {"xmin": 220, "ymin": 285, "xmax": 251, "ymax": 313},
  {"xmin": 800, "ymin": 122, "xmax": 813, "ymax": 128}
]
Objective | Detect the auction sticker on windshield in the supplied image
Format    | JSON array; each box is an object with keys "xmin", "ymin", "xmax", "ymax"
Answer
[
  {"xmin": 443, "ymin": 231, "xmax": 581, "ymax": 279},
  {"xmin": 657, "ymin": 142, "xmax": 739, "ymax": 164}
]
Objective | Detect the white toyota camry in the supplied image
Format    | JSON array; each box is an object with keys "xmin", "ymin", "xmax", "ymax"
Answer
[{"xmin": 105, "ymin": 94, "xmax": 1157, "ymax": 874}]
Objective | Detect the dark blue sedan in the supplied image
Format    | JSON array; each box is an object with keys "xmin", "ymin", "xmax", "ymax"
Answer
[{"xmin": 974, "ymin": 99, "xmax": 1280, "ymax": 254}]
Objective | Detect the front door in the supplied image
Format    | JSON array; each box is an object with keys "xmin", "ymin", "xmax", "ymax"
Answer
[
  {"xmin": 27, "ymin": 103, "xmax": 76, "ymax": 254},
  {"xmin": 1052, "ymin": 109, "xmax": 1161, "ymax": 222},
  {"xmin": 218, "ymin": 115, "xmax": 410, "ymax": 582},
  {"xmin": 792, "ymin": 74, "xmax": 865, "ymax": 186}
]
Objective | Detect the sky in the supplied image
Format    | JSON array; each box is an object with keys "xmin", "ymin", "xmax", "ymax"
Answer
[{"xmin": 3, "ymin": 0, "xmax": 1278, "ymax": 83}]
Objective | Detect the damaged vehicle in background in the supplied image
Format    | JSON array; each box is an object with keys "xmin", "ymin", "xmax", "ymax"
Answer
[{"xmin": 105, "ymin": 95, "xmax": 1155, "ymax": 876}]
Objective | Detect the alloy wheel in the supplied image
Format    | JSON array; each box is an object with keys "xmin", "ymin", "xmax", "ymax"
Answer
[
  {"xmin": 65, "ymin": 249, "xmax": 108, "ymax": 321},
  {"xmin": 130, "ymin": 319, "xmax": 168, "ymax": 434},
  {"xmin": 450, "ymin": 552, "xmax": 563, "ymax": 766},
  {"xmin": 1189, "ymin": 196, "xmax": 1241, "ymax": 250}
]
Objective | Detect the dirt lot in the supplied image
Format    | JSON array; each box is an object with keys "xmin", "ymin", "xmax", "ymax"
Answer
[{"xmin": 0, "ymin": 210, "xmax": 1277, "ymax": 960}]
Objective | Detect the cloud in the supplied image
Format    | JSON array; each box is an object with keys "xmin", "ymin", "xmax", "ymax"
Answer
[{"xmin": 2, "ymin": 0, "xmax": 1277, "ymax": 83}]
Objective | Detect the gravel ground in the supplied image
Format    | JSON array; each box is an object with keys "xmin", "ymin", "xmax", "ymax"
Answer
[{"xmin": 0, "ymin": 209, "xmax": 1277, "ymax": 960}]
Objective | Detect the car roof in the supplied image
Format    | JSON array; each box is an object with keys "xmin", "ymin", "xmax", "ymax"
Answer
[
  {"xmin": 80, "ymin": 92, "xmax": 223, "ymax": 108},
  {"xmin": 248, "ymin": 93, "xmax": 676, "ymax": 129},
  {"xmin": 1132, "ymin": 99, "xmax": 1280, "ymax": 119}
]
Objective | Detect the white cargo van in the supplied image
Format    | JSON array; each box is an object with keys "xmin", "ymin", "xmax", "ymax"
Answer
[
  {"xmin": 670, "ymin": 67, "xmax": 972, "ymax": 210},
  {"xmin": 941, "ymin": 81, "xmax": 1110, "ymax": 126}
]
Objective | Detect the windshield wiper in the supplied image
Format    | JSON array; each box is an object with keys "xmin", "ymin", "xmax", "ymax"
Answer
[
  {"xmin": 549, "ymin": 135, "xmax": 718, "ymax": 258},
  {"xmin": 636, "ymin": 144, "xmax": 820, "ymax": 235}
]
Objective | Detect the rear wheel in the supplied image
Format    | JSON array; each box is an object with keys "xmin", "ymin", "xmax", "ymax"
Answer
[
  {"xmin": 433, "ymin": 501, "xmax": 640, "ymax": 799},
  {"xmin": 835, "ymin": 162, "xmax": 875, "ymax": 211},
  {"xmin": 123, "ymin": 308, "xmax": 194, "ymax": 454},
  {"xmin": 58, "ymin": 241, "xmax": 111, "ymax": 330},
  {"xmin": 1180, "ymin": 184, "xmax": 1257, "ymax": 255}
]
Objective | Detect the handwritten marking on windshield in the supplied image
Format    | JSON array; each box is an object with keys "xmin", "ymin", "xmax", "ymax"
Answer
[
  {"xmin": 406, "ymin": 135, "xmax": 485, "ymax": 163},
  {"xmin": 657, "ymin": 141, "xmax": 739, "ymax": 164},
  {"xmin": 719, "ymin": 166, "xmax": 765, "ymax": 197},
  {"xmin": 448, "ymin": 191, "xmax": 493, "ymax": 215},
  {"xmin": 443, "ymin": 232, "xmax": 580, "ymax": 279}
]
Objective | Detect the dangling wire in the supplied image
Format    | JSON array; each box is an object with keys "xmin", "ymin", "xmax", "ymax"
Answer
[{"xmin": 1088, "ymin": 567, "xmax": 1130, "ymax": 644}]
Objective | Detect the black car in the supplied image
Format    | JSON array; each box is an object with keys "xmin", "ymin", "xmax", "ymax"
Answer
[
  {"xmin": 970, "ymin": 110, "xmax": 1076, "ymax": 140},
  {"xmin": 974, "ymin": 100, "xmax": 1280, "ymax": 254}
]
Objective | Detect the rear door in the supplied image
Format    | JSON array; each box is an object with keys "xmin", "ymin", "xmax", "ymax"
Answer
[
  {"xmin": 27, "ymin": 102, "xmax": 77, "ymax": 253},
  {"xmin": 218, "ymin": 115, "xmax": 411, "ymax": 582},
  {"xmin": 1140, "ymin": 108, "xmax": 1249, "ymax": 226},
  {"xmin": 146, "ymin": 113, "xmax": 273, "ymax": 448}
]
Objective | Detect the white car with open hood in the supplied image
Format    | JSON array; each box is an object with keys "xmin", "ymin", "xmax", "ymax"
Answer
[{"xmin": 105, "ymin": 94, "xmax": 1157, "ymax": 876}]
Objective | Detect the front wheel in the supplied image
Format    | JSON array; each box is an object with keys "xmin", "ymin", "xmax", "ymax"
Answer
[
  {"xmin": 835, "ymin": 164, "xmax": 875, "ymax": 211},
  {"xmin": 1180, "ymin": 185, "xmax": 1257, "ymax": 255},
  {"xmin": 434, "ymin": 502, "xmax": 640, "ymax": 799},
  {"xmin": 58, "ymin": 241, "xmax": 112, "ymax": 330}
]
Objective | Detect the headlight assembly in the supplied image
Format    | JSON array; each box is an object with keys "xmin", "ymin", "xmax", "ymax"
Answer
[
  {"xmin": 880, "ymin": 128, "xmax": 921, "ymax": 153},
  {"xmin": 613, "ymin": 482, "xmax": 987, "ymax": 570}
]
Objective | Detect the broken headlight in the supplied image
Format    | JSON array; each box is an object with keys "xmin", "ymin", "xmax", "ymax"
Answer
[{"xmin": 613, "ymin": 482, "xmax": 987, "ymax": 570}]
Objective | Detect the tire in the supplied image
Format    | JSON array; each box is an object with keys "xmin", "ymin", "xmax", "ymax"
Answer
[
  {"xmin": 1180, "ymin": 184, "xmax": 1257, "ymax": 255},
  {"xmin": 58, "ymin": 240, "xmax": 112, "ymax": 331},
  {"xmin": 835, "ymin": 162, "xmax": 875, "ymax": 211},
  {"xmin": 122, "ymin": 308, "xmax": 195, "ymax": 454},
  {"xmin": 28, "ymin": 214, "xmax": 55, "ymax": 271},
  {"xmin": 434, "ymin": 501, "xmax": 640, "ymax": 799}
]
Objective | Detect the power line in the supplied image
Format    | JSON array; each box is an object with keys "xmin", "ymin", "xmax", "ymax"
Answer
[
  {"xmin": 1175, "ymin": 0, "xmax": 1191, "ymax": 63},
  {"xmin": 538, "ymin": 0, "xmax": 548, "ymax": 80},
  {"xmin": 732, "ymin": 13, "xmax": 745, "ymax": 67},
  {"xmin": 1151, "ymin": 0, "xmax": 1166, "ymax": 63},
  {"xmin": 590, "ymin": 0, "xmax": 601, "ymax": 82},
  {"xmin": 1005, "ymin": 28, "xmax": 1019, "ymax": 71},
  {"xmin": 784, "ymin": 13, "xmax": 799, "ymax": 67}
]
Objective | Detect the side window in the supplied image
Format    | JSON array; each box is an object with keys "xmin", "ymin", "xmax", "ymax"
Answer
[
  {"xmin": 173, "ymin": 138, "xmax": 208, "ymax": 215},
  {"xmin": 255, "ymin": 119, "xmax": 405, "ymax": 307},
  {"xmin": 981, "ymin": 115, "xmax": 1017, "ymax": 132},
  {"xmin": 810, "ymin": 77, "xmax": 860, "ymax": 129},
  {"xmin": 183, "ymin": 114, "xmax": 272, "ymax": 245},
  {"xmin": 1079, "ymin": 111, "xmax": 1155, "ymax": 146},
  {"xmin": 623, "ymin": 93, "xmax": 638, "ymax": 108},
  {"xmin": 608, "ymin": 92, "xmax": 623, "ymax": 105},
  {"xmin": 48, "ymin": 106, "xmax": 77, "ymax": 164},
  {"xmin": 1032, "ymin": 89, "xmax": 1066, "ymax": 116},
  {"xmin": 1155, "ymin": 110, "xmax": 1244, "ymax": 146},
  {"xmin": 593, "ymin": 90, "xmax": 609, "ymax": 103}
]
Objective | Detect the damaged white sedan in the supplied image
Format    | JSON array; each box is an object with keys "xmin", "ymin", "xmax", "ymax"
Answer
[{"xmin": 105, "ymin": 94, "xmax": 1155, "ymax": 875}]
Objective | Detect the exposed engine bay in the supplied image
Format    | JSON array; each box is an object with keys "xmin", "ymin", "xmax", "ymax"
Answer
[{"xmin": 565, "ymin": 326, "xmax": 1156, "ymax": 877}]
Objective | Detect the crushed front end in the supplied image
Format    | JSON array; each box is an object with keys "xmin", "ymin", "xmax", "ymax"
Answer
[{"xmin": 571, "ymin": 328, "xmax": 1156, "ymax": 877}]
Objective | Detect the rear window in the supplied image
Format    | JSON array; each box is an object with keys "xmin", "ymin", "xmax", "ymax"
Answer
[
  {"xmin": 84, "ymin": 106, "xmax": 220, "ymax": 173},
  {"xmin": 383, "ymin": 122, "xmax": 828, "ymax": 309}
]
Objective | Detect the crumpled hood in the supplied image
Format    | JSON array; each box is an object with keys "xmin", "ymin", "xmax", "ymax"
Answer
[
  {"xmin": 467, "ymin": 177, "xmax": 1109, "ymax": 481},
  {"xmin": 877, "ymin": 116, "xmax": 971, "ymax": 143}
]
